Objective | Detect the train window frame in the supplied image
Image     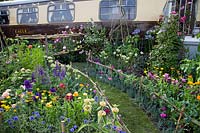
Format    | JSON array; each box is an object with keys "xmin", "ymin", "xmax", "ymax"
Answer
[
  {"xmin": 47, "ymin": 2, "xmax": 75, "ymax": 23},
  {"xmin": 99, "ymin": 0, "xmax": 137, "ymax": 21},
  {"xmin": 17, "ymin": 6, "xmax": 39, "ymax": 25},
  {"xmin": 0, "ymin": 9, "xmax": 10, "ymax": 25}
]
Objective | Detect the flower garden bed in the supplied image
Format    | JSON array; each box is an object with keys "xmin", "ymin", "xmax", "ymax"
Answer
[
  {"xmin": 0, "ymin": 43, "xmax": 128, "ymax": 133},
  {"xmin": 86, "ymin": 59, "xmax": 200, "ymax": 132}
]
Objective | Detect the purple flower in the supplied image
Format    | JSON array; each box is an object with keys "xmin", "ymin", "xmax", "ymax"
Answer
[
  {"xmin": 35, "ymin": 92, "xmax": 41, "ymax": 99},
  {"xmin": 31, "ymin": 73, "xmax": 36, "ymax": 82},
  {"xmin": 93, "ymin": 90, "xmax": 97, "ymax": 94},
  {"xmin": 38, "ymin": 67, "xmax": 45, "ymax": 76},
  {"xmin": 163, "ymin": 73, "xmax": 169, "ymax": 80},
  {"xmin": 50, "ymin": 87, "xmax": 56, "ymax": 93},
  {"xmin": 0, "ymin": 108, "xmax": 4, "ymax": 112},
  {"xmin": 24, "ymin": 80, "xmax": 32, "ymax": 91},
  {"xmin": 12, "ymin": 116, "xmax": 19, "ymax": 121},
  {"xmin": 181, "ymin": 78, "xmax": 186, "ymax": 83},
  {"xmin": 131, "ymin": 29, "xmax": 141, "ymax": 35},
  {"xmin": 172, "ymin": 79, "xmax": 178, "ymax": 85},
  {"xmin": 148, "ymin": 72, "xmax": 155, "ymax": 79},
  {"xmin": 67, "ymin": 118, "xmax": 70, "ymax": 123},
  {"xmin": 160, "ymin": 113, "xmax": 167, "ymax": 118}
]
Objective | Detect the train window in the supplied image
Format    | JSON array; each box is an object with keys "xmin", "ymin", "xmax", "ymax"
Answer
[
  {"xmin": 48, "ymin": 2, "xmax": 74, "ymax": 23},
  {"xmin": 100, "ymin": 0, "xmax": 136, "ymax": 20},
  {"xmin": 0, "ymin": 10, "xmax": 9, "ymax": 24},
  {"xmin": 17, "ymin": 7, "xmax": 38, "ymax": 24}
]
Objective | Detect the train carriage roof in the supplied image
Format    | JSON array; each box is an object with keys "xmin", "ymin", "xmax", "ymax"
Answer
[{"xmin": 0, "ymin": 0, "xmax": 73, "ymax": 7}]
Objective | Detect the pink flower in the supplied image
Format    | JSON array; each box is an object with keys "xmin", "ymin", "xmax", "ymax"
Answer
[
  {"xmin": 108, "ymin": 77, "xmax": 112, "ymax": 81},
  {"xmin": 180, "ymin": 16, "xmax": 186, "ymax": 23},
  {"xmin": 171, "ymin": 11, "xmax": 177, "ymax": 15},
  {"xmin": 93, "ymin": 90, "xmax": 97, "ymax": 94},
  {"xmin": 188, "ymin": 2, "xmax": 192, "ymax": 4},
  {"xmin": 177, "ymin": 32, "xmax": 182, "ymax": 36},
  {"xmin": 160, "ymin": 113, "xmax": 167, "ymax": 118},
  {"xmin": 180, "ymin": 6, "xmax": 185, "ymax": 10},
  {"xmin": 62, "ymin": 31, "xmax": 67, "ymax": 35}
]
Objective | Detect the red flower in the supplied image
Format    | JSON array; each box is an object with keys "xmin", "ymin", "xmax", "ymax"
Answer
[
  {"xmin": 104, "ymin": 108, "xmax": 110, "ymax": 115},
  {"xmin": 59, "ymin": 83, "xmax": 65, "ymax": 89},
  {"xmin": 65, "ymin": 93, "xmax": 73, "ymax": 101}
]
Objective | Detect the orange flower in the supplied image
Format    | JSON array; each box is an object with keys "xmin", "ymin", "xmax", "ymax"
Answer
[
  {"xmin": 197, "ymin": 95, "xmax": 200, "ymax": 100},
  {"xmin": 73, "ymin": 92, "xmax": 79, "ymax": 97}
]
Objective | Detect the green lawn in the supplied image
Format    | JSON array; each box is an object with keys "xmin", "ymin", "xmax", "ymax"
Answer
[{"xmin": 73, "ymin": 62, "xmax": 159, "ymax": 133}]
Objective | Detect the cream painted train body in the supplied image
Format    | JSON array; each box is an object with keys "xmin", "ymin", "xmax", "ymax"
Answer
[{"xmin": 0, "ymin": 0, "xmax": 199, "ymax": 37}]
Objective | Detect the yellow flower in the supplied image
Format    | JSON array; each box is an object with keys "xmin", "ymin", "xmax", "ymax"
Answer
[
  {"xmin": 99, "ymin": 101, "xmax": 106, "ymax": 107},
  {"xmin": 43, "ymin": 90, "xmax": 47, "ymax": 93},
  {"xmin": 160, "ymin": 68, "xmax": 164, "ymax": 71},
  {"xmin": 52, "ymin": 97, "xmax": 57, "ymax": 102},
  {"xmin": 46, "ymin": 102, "xmax": 52, "ymax": 108},
  {"xmin": 197, "ymin": 95, "xmax": 200, "ymax": 101},
  {"xmin": 4, "ymin": 105, "xmax": 11, "ymax": 111},
  {"xmin": 73, "ymin": 92, "xmax": 79, "ymax": 97},
  {"xmin": 0, "ymin": 101, "xmax": 7, "ymax": 104},
  {"xmin": 13, "ymin": 109, "xmax": 17, "ymax": 112},
  {"xmin": 6, "ymin": 96, "xmax": 11, "ymax": 99},
  {"xmin": 195, "ymin": 81, "xmax": 200, "ymax": 85},
  {"xmin": 1, "ymin": 104, "xmax": 6, "ymax": 108},
  {"xmin": 42, "ymin": 93, "xmax": 45, "ymax": 96},
  {"xmin": 36, "ymin": 88, "xmax": 40, "ymax": 91},
  {"xmin": 144, "ymin": 70, "xmax": 147, "ymax": 75},
  {"xmin": 188, "ymin": 75, "xmax": 193, "ymax": 79},
  {"xmin": 98, "ymin": 110, "xmax": 106, "ymax": 117},
  {"xmin": 79, "ymin": 84, "xmax": 84, "ymax": 87},
  {"xmin": 35, "ymin": 96, "xmax": 39, "ymax": 99},
  {"xmin": 187, "ymin": 81, "xmax": 194, "ymax": 85},
  {"xmin": 112, "ymin": 107, "xmax": 119, "ymax": 113}
]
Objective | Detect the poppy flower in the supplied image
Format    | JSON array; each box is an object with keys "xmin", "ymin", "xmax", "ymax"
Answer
[{"xmin": 28, "ymin": 45, "xmax": 32, "ymax": 49}]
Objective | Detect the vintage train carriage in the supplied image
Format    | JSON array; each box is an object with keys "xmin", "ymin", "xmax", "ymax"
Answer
[{"xmin": 0, "ymin": 0, "xmax": 199, "ymax": 37}]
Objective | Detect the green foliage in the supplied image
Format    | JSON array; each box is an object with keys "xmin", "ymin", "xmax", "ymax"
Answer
[
  {"xmin": 149, "ymin": 15, "xmax": 185, "ymax": 73},
  {"xmin": 84, "ymin": 24, "xmax": 110, "ymax": 55},
  {"xmin": 17, "ymin": 46, "xmax": 45, "ymax": 70}
]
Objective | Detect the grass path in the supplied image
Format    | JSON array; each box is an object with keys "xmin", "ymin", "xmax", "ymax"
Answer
[{"xmin": 73, "ymin": 63, "xmax": 159, "ymax": 133}]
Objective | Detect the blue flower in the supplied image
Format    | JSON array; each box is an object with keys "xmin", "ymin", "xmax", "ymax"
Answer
[
  {"xmin": 67, "ymin": 118, "xmax": 70, "ymax": 123},
  {"xmin": 70, "ymin": 128, "xmax": 74, "ymax": 132},
  {"xmin": 41, "ymin": 121, "xmax": 45, "ymax": 125},
  {"xmin": 120, "ymin": 131, "xmax": 126, "ymax": 133},
  {"xmin": 94, "ymin": 96, "xmax": 98, "ymax": 102},
  {"xmin": 83, "ymin": 119, "xmax": 88, "ymax": 124},
  {"xmin": 0, "ymin": 108, "xmax": 4, "ymax": 112},
  {"xmin": 12, "ymin": 116, "xmax": 19, "ymax": 121},
  {"xmin": 112, "ymin": 125, "xmax": 117, "ymax": 130},
  {"xmin": 29, "ymin": 116, "xmax": 35, "ymax": 121},
  {"xmin": 73, "ymin": 125, "xmax": 78, "ymax": 129}
]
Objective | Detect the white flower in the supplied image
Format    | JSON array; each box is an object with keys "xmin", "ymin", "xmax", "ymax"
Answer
[
  {"xmin": 63, "ymin": 46, "xmax": 66, "ymax": 50},
  {"xmin": 47, "ymin": 56, "xmax": 53, "ymax": 60},
  {"xmin": 112, "ymin": 107, "xmax": 119, "ymax": 113},
  {"xmin": 99, "ymin": 101, "xmax": 106, "ymax": 107},
  {"xmin": 98, "ymin": 110, "xmax": 106, "ymax": 117}
]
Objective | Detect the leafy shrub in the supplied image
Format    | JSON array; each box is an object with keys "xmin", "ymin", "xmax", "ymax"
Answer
[{"xmin": 149, "ymin": 15, "xmax": 185, "ymax": 74}]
